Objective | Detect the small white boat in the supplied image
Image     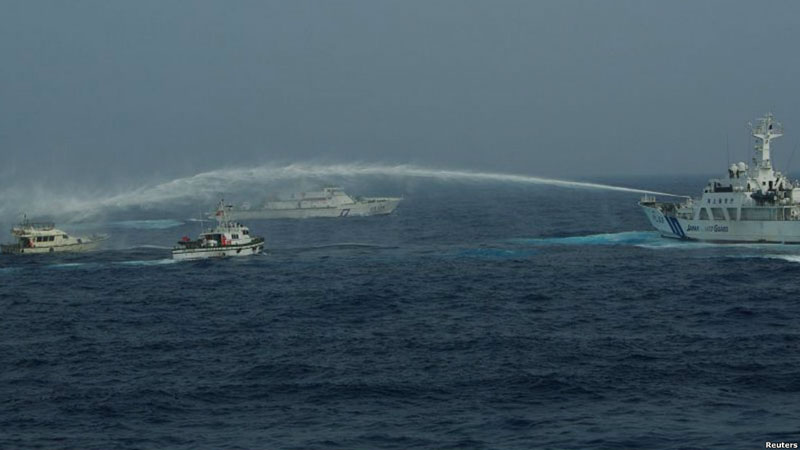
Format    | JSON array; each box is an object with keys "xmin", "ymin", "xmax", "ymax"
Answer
[
  {"xmin": 1, "ymin": 217, "xmax": 108, "ymax": 255},
  {"xmin": 172, "ymin": 200, "xmax": 265, "ymax": 261}
]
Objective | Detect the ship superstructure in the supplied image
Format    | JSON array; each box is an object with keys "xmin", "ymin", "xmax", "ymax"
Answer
[{"xmin": 641, "ymin": 113, "xmax": 800, "ymax": 243}]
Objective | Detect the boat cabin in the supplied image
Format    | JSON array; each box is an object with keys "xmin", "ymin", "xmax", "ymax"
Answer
[{"xmin": 199, "ymin": 225, "xmax": 251, "ymax": 247}]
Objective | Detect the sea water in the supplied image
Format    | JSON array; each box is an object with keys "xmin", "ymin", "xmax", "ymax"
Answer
[{"xmin": 1, "ymin": 175, "xmax": 799, "ymax": 449}]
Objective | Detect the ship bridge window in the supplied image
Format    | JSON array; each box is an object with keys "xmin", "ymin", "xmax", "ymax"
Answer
[
  {"xmin": 232, "ymin": 234, "xmax": 239, "ymax": 239},
  {"xmin": 243, "ymin": 230, "xmax": 249, "ymax": 235},
  {"xmin": 740, "ymin": 208, "xmax": 776, "ymax": 221}
]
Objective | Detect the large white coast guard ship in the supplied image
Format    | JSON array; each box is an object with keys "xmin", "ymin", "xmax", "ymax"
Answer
[
  {"xmin": 232, "ymin": 187, "xmax": 402, "ymax": 220},
  {"xmin": 641, "ymin": 113, "xmax": 800, "ymax": 243}
]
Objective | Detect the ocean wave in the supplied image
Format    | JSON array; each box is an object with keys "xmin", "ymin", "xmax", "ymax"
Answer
[
  {"xmin": 114, "ymin": 259, "xmax": 177, "ymax": 267},
  {"xmin": 510, "ymin": 231, "xmax": 796, "ymax": 250},
  {"xmin": 722, "ymin": 253, "xmax": 800, "ymax": 263},
  {"xmin": 510, "ymin": 231, "xmax": 662, "ymax": 247},
  {"xmin": 453, "ymin": 247, "xmax": 537, "ymax": 259},
  {"xmin": 764, "ymin": 254, "xmax": 800, "ymax": 264},
  {"xmin": 46, "ymin": 262, "xmax": 100, "ymax": 269},
  {"xmin": 126, "ymin": 244, "xmax": 173, "ymax": 250}
]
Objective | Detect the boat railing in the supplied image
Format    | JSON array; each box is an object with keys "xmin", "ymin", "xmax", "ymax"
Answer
[
  {"xmin": 12, "ymin": 222, "xmax": 55, "ymax": 234},
  {"xmin": 640, "ymin": 194, "xmax": 656, "ymax": 204}
]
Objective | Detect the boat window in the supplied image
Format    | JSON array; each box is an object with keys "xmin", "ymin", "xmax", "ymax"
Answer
[
  {"xmin": 232, "ymin": 234, "xmax": 239, "ymax": 239},
  {"xmin": 740, "ymin": 207, "xmax": 776, "ymax": 221},
  {"xmin": 63, "ymin": 235, "xmax": 68, "ymax": 239},
  {"xmin": 50, "ymin": 236, "xmax": 55, "ymax": 241},
  {"xmin": 243, "ymin": 230, "xmax": 249, "ymax": 235},
  {"xmin": 699, "ymin": 209, "xmax": 710, "ymax": 220}
]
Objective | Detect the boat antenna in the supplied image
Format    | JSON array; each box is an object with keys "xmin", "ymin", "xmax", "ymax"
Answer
[
  {"xmin": 726, "ymin": 133, "xmax": 730, "ymax": 167},
  {"xmin": 745, "ymin": 122, "xmax": 752, "ymax": 165},
  {"xmin": 785, "ymin": 143, "xmax": 798, "ymax": 176}
]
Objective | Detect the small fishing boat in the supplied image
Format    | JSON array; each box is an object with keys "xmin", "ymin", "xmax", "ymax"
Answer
[
  {"xmin": 1, "ymin": 217, "xmax": 108, "ymax": 254},
  {"xmin": 172, "ymin": 200, "xmax": 265, "ymax": 261}
]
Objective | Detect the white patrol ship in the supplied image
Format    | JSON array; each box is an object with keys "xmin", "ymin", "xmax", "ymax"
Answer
[
  {"xmin": 232, "ymin": 187, "xmax": 402, "ymax": 219},
  {"xmin": 1, "ymin": 217, "xmax": 108, "ymax": 254},
  {"xmin": 173, "ymin": 200, "xmax": 265, "ymax": 260},
  {"xmin": 641, "ymin": 113, "xmax": 800, "ymax": 243}
]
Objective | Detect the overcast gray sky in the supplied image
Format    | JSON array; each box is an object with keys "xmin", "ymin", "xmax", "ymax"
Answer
[{"xmin": 2, "ymin": 0, "xmax": 800, "ymax": 185}]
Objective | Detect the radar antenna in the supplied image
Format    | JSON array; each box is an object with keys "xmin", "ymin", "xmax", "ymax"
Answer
[{"xmin": 751, "ymin": 112, "xmax": 783, "ymax": 168}]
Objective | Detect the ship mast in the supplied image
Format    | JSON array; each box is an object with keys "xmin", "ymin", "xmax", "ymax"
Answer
[
  {"xmin": 749, "ymin": 113, "xmax": 784, "ymax": 192},
  {"xmin": 751, "ymin": 113, "xmax": 783, "ymax": 169}
]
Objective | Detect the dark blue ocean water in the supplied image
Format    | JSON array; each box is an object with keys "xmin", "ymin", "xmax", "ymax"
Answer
[{"xmin": 3, "ymin": 176, "xmax": 800, "ymax": 449}]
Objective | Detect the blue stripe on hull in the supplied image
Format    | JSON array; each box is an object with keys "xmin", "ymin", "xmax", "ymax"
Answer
[
  {"xmin": 672, "ymin": 218, "xmax": 686, "ymax": 238},
  {"xmin": 665, "ymin": 216, "xmax": 677, "ymax": 235},
  {"xmin": 667, "ymin": 217, "xmax": 685, "ymax": 238}
]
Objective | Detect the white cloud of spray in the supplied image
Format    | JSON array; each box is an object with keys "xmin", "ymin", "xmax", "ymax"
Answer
[{"xmin": 0, "ymin": 162, "xmax": 686, "ymax": 221}]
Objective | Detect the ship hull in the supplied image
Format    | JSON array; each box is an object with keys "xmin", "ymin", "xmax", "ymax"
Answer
[
  {"xmin": 641, "ymin": 203, "xmax": 800, "ymax": 243},
  {"xmin": 1, "ymin": 239, "xmax": 105, "ymax": 255},
  {"xmin": 172, "ymin": 239, "xmax": 265, "ymax": 261},
  {"xmin": 233, "ymin": 198, "xmax": 402, "ymax": 220}
]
